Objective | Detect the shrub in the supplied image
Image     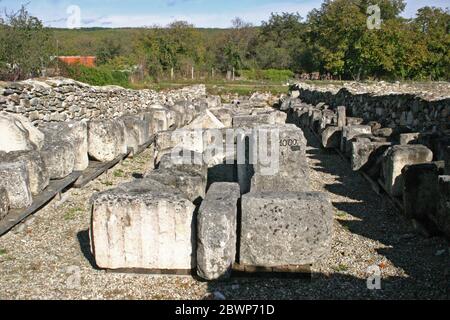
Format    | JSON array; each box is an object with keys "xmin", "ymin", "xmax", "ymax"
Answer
[
  {"xmin": 239, "ymin": 69, "xmax": 294, "ymax": 82},
  {"xmin": 62, "ymin": 64, "xmax": 131, "ymax": 87}
]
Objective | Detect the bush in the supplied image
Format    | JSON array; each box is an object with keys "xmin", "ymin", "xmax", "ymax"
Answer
[
  {"xmin": 239, "ymin": 69, "xmax": 294, "ymax": 82},
  {"xmin": 62, "ymin": 64, "xmax": 130, "ymax": 87}
]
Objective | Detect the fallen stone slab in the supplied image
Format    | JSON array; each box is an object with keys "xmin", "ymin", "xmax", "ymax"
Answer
[
  {"xmin": 39, "ymin": 121, "xmax": 89, "ymax": 171},
  {"xmin": 197, "ymin": 182, "xmax": 240, "ymax": 280},
  {"xmin": 155, "ymin": 129, "xmax": 204, "ymax": 154},
  {"xmin": 40, "ymin": 140, "xmax": 75, "ymax": 180},
  {"xmin": 382, "ymin": 145, "xmax": 434, "ymax": 197},
  {"xmin": 0, "ymin": 188, "xmax": 9, "ymax": 221},
  {"xmin": 91, "ymin": 184, "xmax": 196, "ymax": 270},
  {"xmin": 240, "ymin": 192, "xmax": 333, "ymax": 266},
  {"xmin": 0, "ymin": 162, "xmax": 32, "ymax": 209},
  {"xmin": 0, "ymin": 150, "xmax": 49, "ymax": 195},
  {"xmin": 233, "ymin": 114, "xmax": 276, "ymax": 128},
  {"xmin": 209, "ymin": 108, "xmax": 235, "ymax": 127},
  {"xmin": 158, "ymin": 149, "xmax": 207, "ymax": 182},
  {"xmin": 88, "ymin": 120, "xmax": 127, "ymax": 162},
  {"xmin": 322, "ymin": 126, "xmax": 342, "ymax": 149},
  {"xmin": 402, "ymin": 162, "xmax": 445, "ymax": 229},
  {"xmin": 184, "ymin": 110, "xmax": 225, "ymax": 130}
]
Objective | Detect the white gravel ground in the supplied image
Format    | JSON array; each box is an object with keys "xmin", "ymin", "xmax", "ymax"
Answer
[{"xmin": 0, "ymin": 131, "xmax": 449, "ymax": 300}]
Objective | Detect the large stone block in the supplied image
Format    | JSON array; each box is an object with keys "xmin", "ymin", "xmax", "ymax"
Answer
[
  {"xmin": 382, "ymin": 145, "xmax": 434, "ymax": 197},
  {"xmin": 402, "ymin": 162, "xmax": 444, "ymax": 227},
  {"xmin": 145, "ymin": 168, "xmax": 206, "ymax": 204},
  {"xmin": 0, "ymin": 162, "xmax": 32, "ymax": 209},
  {"xmin": 184, "ymin": 110, "xmax": 225, "ymax": 130},
  {"xmin": 341, "ymin": 125, "xmax": 372, "ymax": 153},
  {"xmin": 0, "ymin": 187, "xmax": 9, "ymax": 221},
  {"xmin": 209, "ymin": 108, "xmax": 235, "ymax": 128},
  {"xmin": 321, "ymin": 126, "xmax": 342, "ymax": 149},
  {"xmin": 240, "ymin": 192, "xmax": 333, "ymax": 266},
  {"xmin": 88, "ymin": 120, "xmax": 127, "ymax": 162},
  {"xmin": 40, "ymin": 135, "xmax": 75, "ymax": 180},
  {"xmin": 197, "ymin": 183, "xmax": 240, "ymax": 280},
  {"xmin": 91, "ymin": 184, "xmax": 196, "ymax": 270},
  {"xmin": 400, "ymin": 133, "xmax": 420, "ymax": 145},
  {"xmin": 351, "ymin": 139, "xmax": 391, "ymax": 171},
  {"xmin": 337, "ymin": 106, "xmax": 346, "ymax": 128},
  {"xmin": 0, "ymin": 150, "xmax": 49, "ymax": 195},
  {"xmin": 39, "ymin": 121, "xmax": 89, "ymax": 171},
  {"xmin": 158, "ymin": 149, "xmax": 207, "ymax": 182},
  {"xmin": 435, "ymin": 176, "xmax": 450, "ymax": 239},
  {"xmin": 0, "ymin": 112, "xmax": 44, "ymax": 152},
  {"xmin": 232, "ymin": 114, "xmax": 275, "ymax": 128}
]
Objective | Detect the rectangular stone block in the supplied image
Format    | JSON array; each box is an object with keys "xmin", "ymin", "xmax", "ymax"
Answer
[
  {"xmin": 322, "ymin": 126, "xmax": 342, "ymax": 149},
  {"xmin": 88, "ymin": 120, "xmax": 127, "ymax": 162},
  {"xmin": 232, "ymin": 114, "xmax": 275, "ymax": 128},
  {"xmin": 341, "ymin": 125, "xmax": 372, "ymax": 153},
  {"xmin": 382, "ymin": 145, "xmax": 434, "ymax": 197},
  {"xmin": 0, "ymin": 162, "xmax": 32, "ymax": 209},
  {"xmin": 240, "ymin": 192, "xmax": 333, "ymax": 267},
  {"xmin": 91, "ymin": 186, "xmax": 196, "ymax": 270},
  {"xmin": 402, "ymin": 162, "xmax": 445, "ymax": 226},
  {"xmin": 197, "ymin": 183, "xmax": 240, "ymax": 280},
  {"xmin": 351, "ymin": 139, "xmax": 391, "ymax": 171},
  {"xmin": 337, "ymin": 106, "xmax": 346, "ymax": 128},
  {"xmin": 435, "ymin": 176, "xmax": 450, "ymax": 239}
]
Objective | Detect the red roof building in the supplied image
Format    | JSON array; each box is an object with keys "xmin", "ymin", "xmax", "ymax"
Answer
[{"xmin": 58, "ymin": 56, "xmax": 96, "ymax": 67}]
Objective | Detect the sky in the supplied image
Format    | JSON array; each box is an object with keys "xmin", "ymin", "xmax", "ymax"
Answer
[{"xmin": 0, "ymin": 0, "xmax": 448, "ymax": 28}]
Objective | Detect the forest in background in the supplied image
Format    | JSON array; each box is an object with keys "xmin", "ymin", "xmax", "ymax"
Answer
[{"xmin": 0, "ymin": 0, "xmax": 449, "ymax": 86}]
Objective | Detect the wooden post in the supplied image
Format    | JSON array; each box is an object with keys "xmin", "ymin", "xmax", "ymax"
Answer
[
  {"xmin": 170, "ymin": 67, "xmax": 174, "ymax": 80},
  {"xmin": 232, "ymin": 67, "xmax": 235, "ymax": 81},
  {"xmin": 191, "ymin": 66, "xmax": 194, "ymax": 80}
]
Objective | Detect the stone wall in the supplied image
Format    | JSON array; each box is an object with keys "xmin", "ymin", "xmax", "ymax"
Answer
[
  {"xmin": 292, "ymin": 82, "xmax": 450, "ymax": 133},
  {"xmin": 0, "ymin": 78, "xmax": 206, "ymax": 124}
]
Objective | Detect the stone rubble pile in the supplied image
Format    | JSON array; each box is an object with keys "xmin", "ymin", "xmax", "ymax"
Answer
[{"xmin": 285, "ymin": 83, "xmax": 450, "ymax": 239}]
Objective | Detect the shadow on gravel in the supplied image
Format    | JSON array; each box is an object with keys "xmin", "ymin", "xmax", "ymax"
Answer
[
  {"xmin": 303, "ymin": 129, "xmax": 450, "ymax": 299},
  {"xmin": 77, "ymin": 229, "xmax": 100, "ymax": 270}
]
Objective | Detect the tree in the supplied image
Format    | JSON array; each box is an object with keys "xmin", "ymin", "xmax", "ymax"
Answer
[{"xmin": 0, "ymin": 5, "xmax": 54, "ymax": 81}]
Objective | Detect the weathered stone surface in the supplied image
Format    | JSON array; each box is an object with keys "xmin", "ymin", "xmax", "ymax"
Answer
[
  {"xmin": 240, "ymin": 192, "xmax": 333, "ymax": 266},
  {"xmin": 435, "ymin": 176, "xmax": 450, "ymax": 239},
  {"xmin": 40, "ymin": 139, "xmax": 75, "ymax": 180},
  {"xmin": 402, "ymin": 162, "xmax": 445, "ymax": 228},
  {"xmin": 351, "ymin": 139, "xmax": 391, "ymax": 171},
  {"xmin": 155, "ymin": 129, "xmax": 204, "ymax": 154},
  {"xmin": 88, "ymin": 120, "xmax": 127, "ymax": 162},
  {"xmin": 341, "ymin": 125, "xmax": 372, "ymax": 153},
  {"xmin": 0, "ymin": 112, "xmax": 44, "ymax": 152},
  {"xmin": 382, "ymin": 145, "xmax": 434, "ymax": 197},
  {"xmin": 158, "ymin": 149, "xmax": 207, "ymax": 182},
  {"xmin": 233, "ymin": 113, "xmax": 275, "ymax": 128},
  {"xmin": 321, "ymin": 126, "xmax": 342, "ymax": 149},
  {"xmin": 39, "ymin": 121, "xmax": 89, "ymax": 171},
  {"xmin": 209, "ymin": 108, "xmax": 235, "ymax": 128},
  {"xmin": 373, "ymin": 128, "xmax": 394, "ymax": 138},
  {"xmin": 145, "ymin": 168, "xmax": 206, "ymax": 204},
  {"xmin": 0, "ymin": 188, "xmax": 9, "ymax": 221},
  {"xmin": 197, "ymin": 183, "xmax": 240, "ymax": 280},
  {"xmin": 91, "ymin": 185, "xmax": 196, "ymax": 270},
  {"xmin": 184, "ymin": 110, "xmax": 225, "ymax": 130},
  {"xmin": 0, "ymin": 150, "xmax": 49, "ymax": 195},
  {"xmin": 400, "ymin": 133, "xmax": 420, "ymax": 145},
  {"xmin": 346, "ymin": 117, "xmax": 364, "ymax": 126},
  {"xmin": 0, "ymin": 162, "xmax": 32, "ymax": 209}
]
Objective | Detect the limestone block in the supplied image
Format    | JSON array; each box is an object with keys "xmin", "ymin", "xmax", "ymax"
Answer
[
  {"xmin": 91, "ymin": 185, "xmax": 196, "ymax": 270},
  {"xmin": 0, "ymin": 162, "xmax": 32, "ymax": 209},
  {"xmin": 88, "ymin": 119, "xmax": 127, "ymax": 162},
  {"xmin": 158, "ymin": 149, "xmax": 208, "ymax": 182},
  {"xmin": 382, "ymin": 145, "xmax": 433, "ymax": 197},
  {"xmin": 0, "ymin": 112, "xmax": 44, "ymax": 152},
  {"xmin": 341, "ymin": 125, "xmax": 372, "ymax": 153},
  {"xmin": 39, "ymin": 121, "xmax": 89, "ymax": 171},
  {"xmin": 351, "ymin": 140, "xmax": 392, "ymax": 171},
  {"xmin": 240, "ymin": 192, "xmax": 333, "ymax": 266},
  {"xmin": 41, "ymin": 140, "xmax": 75, "ymax": 180},
  {"xmin": 337, "ymin": 106, "xmax": 346, "ymax": 128},
  {"xmin": 400, "ymin": 133, "xmax": 420, "ymax": 145},
  {"xmin": 321, "ymin": 126, "xmax": 342, "ymax": 149},
  {"xmin": 402, "ymin": 162, "xmax": 444, "ymax": 226},
  {"xmin": 0, "ymin": 150, "xmax": 49, "ymax": 195},
  {"xmin": 184, "ymin": 110, "xmax": 225, "ymax": 130},
  {"xmin": 197, "ymin": 183, "xmax": 240, "ymax": 280}
]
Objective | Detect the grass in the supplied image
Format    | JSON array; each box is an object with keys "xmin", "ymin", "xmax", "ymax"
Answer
[
  {"xmin": 113, "ymin": 169, "xmax": 125, "ymax": 178},
  {"xmin": 0, "ymin": 248, "xmax": 7, "ymax": 256},
  {"xmin": 336, "ymin": 210, "xmax": 347, "ymax": 218},
  {"xmin": 334, "ymin": 264, "xmax": 349, "ymax": 272},
  {"xmin": 102, "ymin": 181, "xmax": 114, "ymax": 186},
  {"xmin": 64, "ymin": 207, "xmax": 84, "ymax": 221}
]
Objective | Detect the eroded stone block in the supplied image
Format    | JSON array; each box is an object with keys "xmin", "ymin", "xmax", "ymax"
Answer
[
  {"xmin": 0, "ymin": 162, "xmax": 32, "ymax": 209},
  {"xmin": 88, "ymin": 120, "xmax": 127, "ymax": 162},
  {"xmin": 240, "ymin": 192, "xmax": 333, "ymax": 266},
  {"xmin": 197, "ymin": 183, "xmax": 240, "ymax": 280},
  {"xmin": 322, "ymin": 126, "xmax": 342, "ymax": 149}
]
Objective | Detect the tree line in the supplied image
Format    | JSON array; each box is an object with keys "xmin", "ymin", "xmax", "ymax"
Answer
[{"xmin": 0, "ymin": 0, "xmax": 449, "ymax": 82}]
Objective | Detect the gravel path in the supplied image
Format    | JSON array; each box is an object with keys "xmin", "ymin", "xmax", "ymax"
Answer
[{"xmin": 0, "ymin": 131, "xmax": 449, "ymax": 300}]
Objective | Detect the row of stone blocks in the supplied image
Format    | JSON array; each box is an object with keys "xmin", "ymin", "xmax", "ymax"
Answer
[
  {"xmin": 284, "ymin": 95, "xmax": 450, "ymax": 239},
  {"xmin": 90, "ymin": 119, "xmax": 333, "ymax": 279},
  {"xmin": 0, "ymin": 98, "xmax": 214, "ymax": 220}
]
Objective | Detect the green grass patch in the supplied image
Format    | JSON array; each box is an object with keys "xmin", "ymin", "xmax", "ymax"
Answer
[
  {"xmin": 113, "ymin": 169, "xmax": 125, "ymax": 178},
  {"xmin": 64, "ymin": 207, "xmax": 83, "ymax": 221},
  {"xmin": 0, "ymin": 249, "xmax": 7, "ymax": 256},
  {"xmin": 63, "ymin": 64, "xmax": 131, "ymax": 87},
  {"xmin": 240, "ymin": 69, "xmax": 294, "ymax": 82},
  {"xmin": 334, "ymin": 264, "xmax": 349, "ymax": 272}
]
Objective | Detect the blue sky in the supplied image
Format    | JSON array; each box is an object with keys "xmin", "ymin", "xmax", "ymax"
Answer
[{"xmin": 0, "ymin": 0, "xmax": 448, "ymax": 28}]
